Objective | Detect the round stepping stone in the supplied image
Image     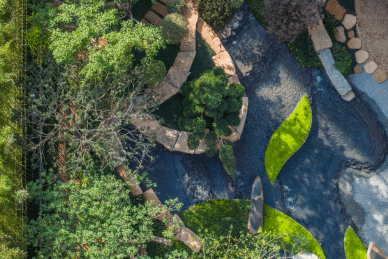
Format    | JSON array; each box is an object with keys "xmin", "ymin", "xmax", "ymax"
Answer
[
  {"xmin": 325, "ymin": 0, "xmax": 347, "ymax": 21},
  {"xmin": 355, "ymin": 50, "xmax": 369, "ymax": 64},
  {"xmin": 364, "ymin": 61, "xmax": 377, "ymax": 74},
  {"xmin": 342, "ymin": 14, "xmax": 357, "ymax": 30},
  {"xmin": 334, "ymin": 26, "xmax": 346, "ymax": 43},
  {"xmin": 373, "ymin": 69, "xmax": 388, "ymax": 83},
  {"xmin": 347, "ymin": 38, "xmax": 361, "ymax": 49},
  {"xmin": 354, "ymin": 65, "xmax": 363, "ymax": 73},
  {"xmin": 348, "ymin": 30, "xmax": 355, "ymax": 39}
]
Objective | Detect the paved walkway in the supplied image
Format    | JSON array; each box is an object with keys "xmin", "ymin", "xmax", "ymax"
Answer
[{"xmin": 127, "ymin": 4, "xmax": 388, "ymax": 259}]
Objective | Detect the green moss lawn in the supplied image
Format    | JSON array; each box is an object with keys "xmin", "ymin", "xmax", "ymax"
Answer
[
  {"xmin": 344, "ymin": 226, "xmax": 367, "ymax": 259},
  {"xmin": 147, "ymin": 199, "xmax": 325, "ymax": 258},
  {"xmin": 265, "ymin": 95, "xmax": 312, "ymax": 185}
]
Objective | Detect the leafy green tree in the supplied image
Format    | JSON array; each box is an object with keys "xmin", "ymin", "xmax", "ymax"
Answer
[
  {"xmin": 28, "ymin": 0, "xmax": 166, "ymax": 82},
  {"xmin": 25, "ymin": 169, "xmax": 183, "ymax": 259},
  {"xmin": 160, "ymin": 13, "xmax": 189, "ymax": 45},
  {"xmin": 178, "ymin": 67, "xmax": 245, "ymax": 180},
  {"xmin": 166, "ymin": 0, "xmax": 186, "ymax": 14}
]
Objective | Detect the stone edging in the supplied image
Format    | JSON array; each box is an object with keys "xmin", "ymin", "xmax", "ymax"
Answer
[
  {"xmin": 264, "ymin": 95, "xmax": 313, "ymax": 186},
  {"xmin": 131, "ymin": 2, "xmax": 249, "ymax": 154}
]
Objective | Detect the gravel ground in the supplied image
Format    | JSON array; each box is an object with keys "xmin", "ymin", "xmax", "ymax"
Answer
[{"xmin": 126, "ymin": 5, "xmax": 388, "ymax": 259}]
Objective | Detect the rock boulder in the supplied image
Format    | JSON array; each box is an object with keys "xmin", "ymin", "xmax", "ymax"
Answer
[{"xmin": 248, "ymin": 175, "xmax": 264, "ymax": 235}]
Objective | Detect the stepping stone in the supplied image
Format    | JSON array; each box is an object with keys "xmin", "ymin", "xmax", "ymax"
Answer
[
  {"xmin": 325, "ymin": 0, "xmax": 346, "ymax": 21},
  {"xmin": 164, "ymin": 65, "xmax": 191, "ymax": 88},
  {"xmin": 173, "ymin": 51, "xmax": 196, "ymax": 72},
  {"xmin": 342, "ymin": 14, "xmax": 357, "ymax": 30},
  {"xmin": 365, "ymin": 61, "xmax": 377, "ymax": 74},
  {"xmin": 180, "ymin": 3, "xmax": 198, "ymax": 52},
  {"xmin": 334, "ymin": 26, "xmax": 346, "ymax": 43},
  {"xmin": 212, "ymin": 51, "xmax": 236, "ymax": 75},
  {"xmin": 347, "ymin": 38, "xmax": 361, "ymax": 49},
  {"xmin": 354, "ymin": 65, "xmax": 363, "ymax": 73},
  {"xmin": 168, "ymin": 214, "xmax": 186, "ymax": 235},
  {"xmin": 141, "ymin": 18, "xmax": 148, "ymax": 26},
  {"xmin": 308, "ymin": 19, "xmax": 333, "ymax": 52},
  {"xmin": 156, "ymin": 126, "xmax": 180, "ymax": 151},
  {"xmin": 151, "ymin": 1, "xmax": 169, "ymax": 17},
  {"xmin": 153, "ymin": 80, "xmax": 180, "ymax": 103},
  {"xmin": 373, "ymin": 69, "xmax": 388, "ymax": 84},
  {"xmin": 197, "ymin": 17, "xmax": 226, "ymax": 55},
  {"xmin": 144, "ymin": 10, "xmax": 163, "ymax": 27},
  {"xmin": 131, "ymin": 113, "xmax": 162, "ymax": 139},
  {"xmin": 341, "ymin": 90, "xmax": 355, "ymax": 102},
  {"xmin": 175, "ymin": 227, "xmax": 203, "ymax": 253},
  {"xmin": 116, "ymin": 165, "xmax": 143, "ymax": 196},
  {"xmin": 348, "ymin": 30, "xmax": 355, "ymax": 38},
  {"xmin": 248, "ymin": 175, "xmax": 264, "ymax": 235},
  {"xmin": 367, "ymin": 242, "xmax": 388, "ymax": 259},
  {"xmin": 355, "ymin": 50, "xmax": 369, "ymax": 64},
  {"xmin": 173, "ymin": 131, "xmax": 195, "ymax": 154},
  {"xmin": 144, "ymin": 188, "xmax": 174, "ymax": 221}
]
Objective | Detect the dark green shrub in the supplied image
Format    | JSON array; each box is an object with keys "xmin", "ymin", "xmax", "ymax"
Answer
[
  {"xmin": 226, "ymin": 98, "xmax": 240, "ymax": 113},
  {"xmin": 219, "ymin": 144, "xmax": 236, "ymax": 180},
  {"xmin": 265, "ymin": 0, "xmax": 325, "ymax": 43},
  {"xmin": 160, "ymin": 13, "xmax": 189, "ymax": 45},
  {"xmin": 226, "ymin": 112, "xmax": 240, "ymax": 126},
  {"xmin": 333, "ymin": 42, "xmax": 354, "ymax": 78},
  {"xmin": 133, "ymin": 59, "xmax": 166, "ymax": 88},
  {"xmin": 193, "ymin": 0, "xmax": 244, "ymax": 31},
  {"xmin": 178, "ymin": 67, "xmax": 245, "ymax": 180},
  {"xmin": 167, "ymin": 0, "xmax": 185, "ymax": 14},
  {"xmin": 246, "ymin": 0, "xmax": 269, "ymax": 28}
]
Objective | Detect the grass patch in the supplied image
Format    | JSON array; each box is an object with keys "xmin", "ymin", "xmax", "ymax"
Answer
[
  {"xmin": 146, "ymin": 199, "xmax": 325, "ymax": 258},
  {"xmin": 265, "ymin": 95, "xmax": 312, "ymax": 185},
  {"xmin": 151, "ymin": 93, "xmax": 185, "ymax": 131},
  {"xmin": 344, "ymin": 226, "xmax": 367, "ymax": 259},
  {"xmin": 263, "ymin": 204, "xmax": 325, "ymax": 259}
]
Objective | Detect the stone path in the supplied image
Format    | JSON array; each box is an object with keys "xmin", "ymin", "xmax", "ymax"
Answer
[{"xmin": 128, "ymin": 4, "xmax": 388, "ymax": 259}]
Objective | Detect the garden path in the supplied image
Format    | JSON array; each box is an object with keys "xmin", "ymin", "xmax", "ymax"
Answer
[{"xmin": 127, "ymin": 4, "xmax": 388, "ymax": 258}]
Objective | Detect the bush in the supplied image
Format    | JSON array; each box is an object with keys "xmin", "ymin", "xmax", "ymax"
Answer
[
  {"xmin": 333, "ymin": 42, "xmax": 354, "ymax": 78},
  {"xmin": 265, "ymin": 0, "xmax": 325, "ymax": 43},
  {"xmin": 167, "ymin": 0, "xmax": 185, "ymax": 14},
  {"xmin": 133, "ymin": 59, "xmax": 166, "ymax": 88},
  {"xmin": 177, "ymin": 67, "xmax": 245, "ymax": 180},
  {"xmin": 160, "ymin": 13, "xmax": 189, "ymax": 45},
  {"xmin": 219, "ymin": 144, "xmax": 236, "ymax": 180},
  {"xmin": 193, "ymin": 0, "xmax": 244, "ymax": 31}
]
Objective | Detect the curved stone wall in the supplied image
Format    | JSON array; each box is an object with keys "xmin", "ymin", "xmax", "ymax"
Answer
[{"xmin": 131, "ymin": 5, "xmax": 249, "ymax": 154}]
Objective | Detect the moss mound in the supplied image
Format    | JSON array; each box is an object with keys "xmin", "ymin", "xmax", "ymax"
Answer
[{"xmin": 344, "ymin": 226, "xmax": 367, "ymax": 259}]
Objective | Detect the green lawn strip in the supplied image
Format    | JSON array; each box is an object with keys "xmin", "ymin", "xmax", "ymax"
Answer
[
  {"xmin": 265, "ymin": 95, "xmax": 312, "ymax": 185},
  {"xmin": 344, "ymin": 226, "xmax": 367, "ymax": 259},
  {"xmin": 146, "ymin": 199, "xmax": 325, "ymax": 258},
  {"xmin": 263, "ymin": 204, "xmax": 325, "ymax": 259}
]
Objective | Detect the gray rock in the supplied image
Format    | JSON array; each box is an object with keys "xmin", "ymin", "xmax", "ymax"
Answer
[
  {"xmin": 248, "ymin": 175, "xmax": 264, "ymax": 235},
  {"xmin": 234, "ymin": 11, "xmax": 244, "ymax": 21},
  {"xmin": 230, "ymin": 18, "xmax": 240, "ymax": 30},
  {"xmin": 317, "ymin": 48, "xmax": 353, "ymax": 96}
]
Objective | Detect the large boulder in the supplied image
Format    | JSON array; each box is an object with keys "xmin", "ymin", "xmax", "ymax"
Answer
[{"xmin": 248, "ymin": 175, "xmax": 264, "ymax": 235}]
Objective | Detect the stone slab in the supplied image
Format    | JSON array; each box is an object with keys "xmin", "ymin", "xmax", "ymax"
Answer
[
  {"xmin": 367, "ymin": 242, "xmax": 388, "ymax": 259},
  {"xmin": 212, "ymin": 51, "xmax": 236, "ymax": 75},
  {"xmin": 131, "ymin": 113, "xmax": 162, "ymax": 139},
  {"xmin": 153, "ymin": 80, "xmax": 180, "ymax": 104},
  {"xmin": 175, "ymin": 227, "xmax": 202, "ymax": 253},
  {"xmin": 144, "ymin": 188, "xmax": 174, "ymax": 222},
  {"xmin": 168, "ymin": 214, "xmax": 186, "ymax": 235},
  {"xmin": 248, "ymin": 175, "xmax": 264, "ymax": 235},
  {"xmin": 151, "ymin": 1, "xmax": 169, "ymax": 17},
  {"xmin": 308, "ymin": 18, "xmax": 333, "ymax": 52},
  {"xmin": 318, "ymin": 49, "xmax": 352, "ymax": 96},
  {"xmin": 196, "ymin": 17, "xmax": 226, "ymax": 54},
  {"xmin": 141, "ymin": 18, "xmax": 149, "ymax": 26},
  {"xmin": 164, "ymin": 66, "xmax": 191, "ymax": 89},
  {"xmin": 180, "ymin": 3, "xmax": 198, "ymax": 52},
  {"xmin": 116, "ymin": 165, "xmax": 143, "ymax": 196},
  {"xmin": 152, "ymin": 236, "xmax": 172, "ymax": 246},
  {"xmin": 194, "ymin": 139, "xmax": 208, "ymax": 154},
  {"xmin": 174, "ymin": 51, "xmax": 196, "ymax": 72},
  {"xmin": 173, "ymin": 131, "xmax": 195, "ymax": 154},
  {"xmin": 341, "ymin": 90, "xmax": 355, "ymax": 102},
  {"xmin": 156, "ymin": 126, "xmax": 179, "ymax": 151},
  {"xmin": 235, "ymin": 97, "xmax": 248, "ymax": 133},
  {"xmin": 145, "ymin": 10, "xmax": 163, "ymax": 27}
]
